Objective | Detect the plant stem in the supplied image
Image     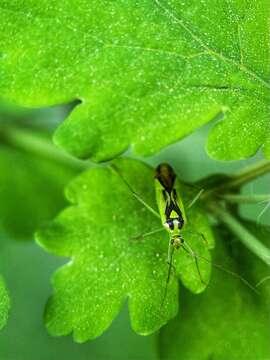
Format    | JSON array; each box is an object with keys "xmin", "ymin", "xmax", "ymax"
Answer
[
  {"xmin": 221, "ymin": 194, "xmax": 270, "ymax": 204},
  {"xmin": 219, "ymin": 160, "xmax": 270, "ymax": 190},
  {"xmin": 0, "ymin": 126, "xmax": 90, "ymax": 171},
  {"xmin": 204, "ymin": 160, "xmax": 270, "ymax": 198},
  {"xmin": 209, "ymin": 203, "xmax": 270, "ymax": 266}
]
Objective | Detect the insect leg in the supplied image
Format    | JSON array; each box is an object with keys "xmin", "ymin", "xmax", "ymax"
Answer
[
  {"xmin": 256, "ymin": 275, "xmax": 270, "ymax": 288},
  {"xmin": 184, "ymin": 230, "xmax": 209, "ymax": 247},
  {"xmin": 110, "ymin": 164, "xmax": 160, "ymax": 219},
  {"xmin": 182, "ymin": 242, "xmax": 259, "ymax": 294},
  {"xmin": 182, "ymin": 243, "xmax": 206, "ymax": 286},
  {"xmin": 187, "ymin": 189, "xmax": 205, "ymax": 209},
  {"xmin": 256, "ymin": 200, "xmax": 270, "ymax": 225},
  {"xmin": 200, "ymin": 232, "xmax": 209, "ymax": 247},
  {"xmin": 130, "ymin": 227, "xmax": 165, "ymax": 240},
  {"xmin": 161, "ymin": 240, "xmax": 175, "ymax": 309}
]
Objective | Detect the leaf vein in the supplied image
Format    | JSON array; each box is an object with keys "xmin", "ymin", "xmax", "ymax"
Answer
[{"xmin": 154, "ymin": 0, "xmax": 270, "ymax": 91}]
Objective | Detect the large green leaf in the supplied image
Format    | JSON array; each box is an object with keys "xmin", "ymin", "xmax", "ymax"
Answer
[
  {"xmin": 159, "ymin": 225, "xmax": 270, "ymax": 360},
  {"xmin": 0, "ymin": 276, "xmax": 9, "ymax": 330},
  {"xmin": 0, "ymin": 1, "xmax": 269, "ymax": 161},
  {"xmin": 36, "ymin": 158, "xmax": 214, "ymax": 342},
  {"xmin": 0, "ymin": 139, "xmax": 77, "ymax": 239}
]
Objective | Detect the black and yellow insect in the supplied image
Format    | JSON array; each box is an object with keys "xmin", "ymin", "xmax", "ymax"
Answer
[
  {"xmin": 111, "ymin": 162, "xmax": 256, "ymax": 303},
  {"xmin": 154, "ymin": 163, "xmax": 205, "ymax": 297},
  {"xmin": 155, "ymin": 163, "xmax": 187, "ymax": 251}
]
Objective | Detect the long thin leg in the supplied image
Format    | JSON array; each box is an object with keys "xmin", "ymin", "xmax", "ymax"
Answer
[
  {"xmin": 187, "ymin": 189, "xmax": 204, "ymax": 209},
  {"xmin": 256, "ymin": 275, "xmax": 270, "ymax": 288},
  {"xmin": 130, "ymin": 227, "xmax": 165, "ymax": 240},
  {"xmin": 166, "ymin": 238, "xmax": 177, "ymax": 272},
  {"xmin": 257, "ymin": 201, "xmax": 270, "ymax": 225},
  {"xmin": 167, "ymin": 238, "xmax": 173, "ymax": 265},
  {"xmin": 184, "ymin": 230, "xmax": 209, "ymax": 247},
  {"xmin": 110, "ymin": 164, "xmax": 160, "ymax": 219},
  {"xmin": 183, "ymin": 241, "xmax": 259, "ymax": 294},
  {"xmin": 200, "ymin": 232, "xmax": 209, "ymax": 247},
  {"xmin": 182, "ymin": 243, "xmax": 206, "ymax": 285},
  {"xmin": 161, "ymin": 240, "xmax": 175, "ymax": 309}
]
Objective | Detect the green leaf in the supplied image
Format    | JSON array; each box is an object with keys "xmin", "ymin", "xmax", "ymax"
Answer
[
  {"xmin": 0, "ymin": 276, "xmax": 10, "ymax": 330},
  {"xmin": 159, "ymin": 225, "xmax": 270, "ymax": 360},
  {"xmin": 36, "ymin": 158, "xmax": 214, "ymax": 342},
  {"xmin": 0, "ymin": 139, "xmax": 77, "ymax": 239},
  {"xmin": 0, "ymin": 1, "xmax": 269, "ymax": 161}
]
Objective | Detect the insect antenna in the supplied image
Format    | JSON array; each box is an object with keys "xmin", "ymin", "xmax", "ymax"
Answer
[{"xmin": 110, "ymin": 164, "xmax": 160, "ymax": 219}]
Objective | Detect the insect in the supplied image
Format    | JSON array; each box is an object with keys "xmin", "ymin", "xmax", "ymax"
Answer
[
  {"xmin": 112, "ymin": 162, "xmax": 207, "ymax": 301},
  {"xmin": 154, "ymin": 163, "xmax": 207, "ymax": 306},
  {"xmin": 111, "ymin": 162, "xmax": 258, "ymax": 305}
]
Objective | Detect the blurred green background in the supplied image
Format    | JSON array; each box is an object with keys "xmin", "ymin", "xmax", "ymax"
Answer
[{"xmin": 0, "ymin": 101, "xmax": 269, "ymax": 359}]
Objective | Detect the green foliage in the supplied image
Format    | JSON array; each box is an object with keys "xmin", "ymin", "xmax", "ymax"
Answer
[
  {"xmin": 0, "ymin": 113, "xmax": 78, "ymax": 331},
  {"xmin": 0, "ymin": 277, "xmax": 9, "ymax": 330},
  {"xmin": 0, "ymin": 1, "xmax": 269, "ymax": 161},
  {"xmin": 36, "ymin": 158, "xmax": 214, "ymax": 342},
  {"xmin": 160, "ymin": 225, "xmax": 270, "ymax": 360},
  {"xmin": 0, "ymin": 140, "xmax": 77, "ymax": 239},
  {"xmin": 0, "ymin": 1, "xmax": 269, "ymax": 356}
]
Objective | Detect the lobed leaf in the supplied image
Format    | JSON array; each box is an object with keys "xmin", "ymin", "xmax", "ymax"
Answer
[
  {"xmin": 0, "ymin": 1, "xmax": 269, "ymax": 161},
  {"xmin": 36, "ymin": 158, "xmax": 214, "ymax": 342}
]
